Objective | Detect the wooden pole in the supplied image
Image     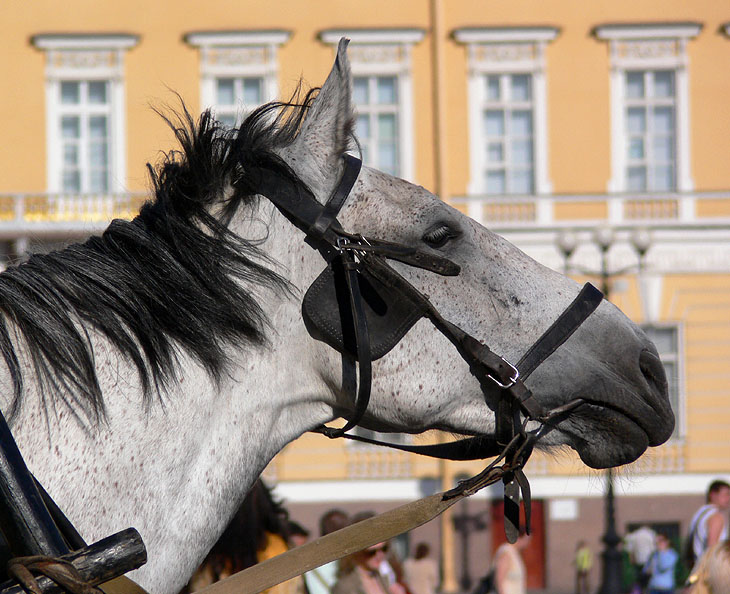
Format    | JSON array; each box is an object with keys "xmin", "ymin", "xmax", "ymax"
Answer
[{"xmin": 1, "ymin": 528, "xmax": 147, "ymax": 594}]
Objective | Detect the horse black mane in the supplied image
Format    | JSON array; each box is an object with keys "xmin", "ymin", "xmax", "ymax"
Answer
[{"xmin": 0, "ymin": 94, "xmax": 316, "ymax": 423}]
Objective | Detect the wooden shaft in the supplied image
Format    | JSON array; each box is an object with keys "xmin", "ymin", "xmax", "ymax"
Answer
[
  {"xmin": 0, "ymin": 411, "xmax": 68, "ymax": 557},
  {"xmin": 1, "ymin": 528, "xmax": 147, "ymax": 594}
]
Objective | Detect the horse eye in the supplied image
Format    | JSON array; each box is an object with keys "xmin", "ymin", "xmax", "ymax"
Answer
[{"xmin": 422, "ymin": 224, "xmax": 459, "ymax": 248}]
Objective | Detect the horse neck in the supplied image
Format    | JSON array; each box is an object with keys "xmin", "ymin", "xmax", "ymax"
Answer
[{"xmin": 3, "ymin": 205, "xmax": 336, "ymax": 593}]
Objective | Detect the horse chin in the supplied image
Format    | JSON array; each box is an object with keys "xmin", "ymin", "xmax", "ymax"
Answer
[{"xmin": 561, "ymin": 405, "xmax": 652, "ymax": 469}]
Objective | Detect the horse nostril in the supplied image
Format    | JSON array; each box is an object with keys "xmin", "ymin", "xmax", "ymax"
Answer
[{"xmin": 639, "ymin": 349, "xmax": 668, "ymax": 399}]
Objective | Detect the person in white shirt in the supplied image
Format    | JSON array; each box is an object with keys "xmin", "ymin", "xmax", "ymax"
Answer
[
  {"xmin": 625, "ymin": 525, "xmax": 657, "ymax": 592},
  {"xmin": 403, "ymin": 543, "xmax": 439, "ymax": 594},
  {"xmin": 304, "ymin": 509, "xmax": 349, "ymax": 594},
  {"xmin": 689, "ymin": 480, "xmax": 730, "ymax": 563}
]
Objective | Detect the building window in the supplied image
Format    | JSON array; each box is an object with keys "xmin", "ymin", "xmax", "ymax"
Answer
[
  {"xmin": 58, "ymin": 80, "xmax": 112, "ymax": 192},
  {"xmin": 185, "ymin": 31, "xmax": 290, "ymax": 129},
  {"xmin": 642, "ymin": 324, "xmax": 683, "ymax": 438},
  {"xmin": 454, "ymin": 27, "xmax": 558, "ymax": 197},
  {"xmin": 482, "ymin": 73, "xmax": 535, "ymax": 194},
  {"xmin": 213, "ymin": 77, "xmax": 264, "ymax": 128},
  {"xmin": 32, "ymin": 34, "xmax": 138, "ymax": 193},
  {"xmin": 625, "ymin": 70, "xmax": 676, "ymax": 192},
  {"xmin": 594, "ymin": 23, "xmax": 701, "ymax": 194},
  {"xmin": 353, "ymin": 75, "xmax": 400, "ymax": 176},
  {"xmin": 320, "ymin": 29, "xmax": 425, "ymax": 181}
]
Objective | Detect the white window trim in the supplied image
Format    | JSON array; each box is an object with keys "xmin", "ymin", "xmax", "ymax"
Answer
[
  {"xmin": 185, "ymin": 31, "xmax": 290, "ymax": 118},
  {"xmin": 320, "ymin": 29, "xmax": 425, "ymax": 182},
  {"xmin": 641, "ymin": 321, "xmax": 685, "ymax": 440},
  {"xmin": 454, "ymin": 27, "xmax": 558, "ymax": 197},
  {"xmin": 32, "ymin": 34, "xmax": 138, "ymax": 194},
  {"xmin": 595, "ymin": 23, "xmax": 701, "ymax": 195}
]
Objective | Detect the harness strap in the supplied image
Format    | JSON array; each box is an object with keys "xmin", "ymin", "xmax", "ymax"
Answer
[
  {"xmin": 517, "ymin": 283, "xmax": 604, "ymax": 378},
  {"xmin": 319, "ymin": 253, "xmax": 373, "ymax": 438},
  {"xmin": 314, "ymin": 280, "xmax": 602, "ymax": 465},
  {"xmin": 308, "ymin": 154, "xmax": 362, "ymax": 241}
]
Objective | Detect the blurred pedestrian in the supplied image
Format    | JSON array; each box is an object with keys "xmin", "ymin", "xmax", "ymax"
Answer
[
  {"xmin": 643, "ymin": 533, "xmax": 678, "ymax": 594},
  {"xmin": 333, "ymin": 541, "xmax": 393, "ymax": 594},
  {"xmin": 403, "ymin": 543, "xmax": 439, "ymax": 594},
  {"xmin": 687, "ymin": 480, "xmax": 730, "ymax": 571},
  {"xmin": 186, "ymin": 479, "xmax": 299, "ymax": 594},
  {"xmin": 493, "ymin": 529, "xmax": 529, "ymax": 594},
  {"xmin": 333, "ymin": 511, "xmax": 406, "ymax": 594},
  {"xmin": 687, "ymin": 540, "xmax": 730, "ymax": 594},
  {"xmin": 287, "ymin": 521, "xmax": 309, "ymax": 548},
  {"xmin": 625, "ymin": 525, "xmax": 656, "ymax": 593},
  {"xmin": 304, "ymin": 509, "xmax": 349, "ymax": 594},
  {"xmin": 573, "ymin": 540, "xmax": 592, "ymax": 594}
]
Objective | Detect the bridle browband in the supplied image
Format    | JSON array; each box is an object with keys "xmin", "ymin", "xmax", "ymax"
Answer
[{"xmin": 255, "ymin": 154, "xmax": 603, "ymax": 540}]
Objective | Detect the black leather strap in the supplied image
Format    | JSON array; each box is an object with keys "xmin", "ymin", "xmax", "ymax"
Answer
[
  {"xmin": 308, "ymin": 155, "xmax": 362, "ymax": 241},
  {"xmin": 318, "ymin": 252, "xmax": 373, "ymax": 438},
  {"xmin": 335, "ymin": 238, "xmax": 460, "ymax": 276},
  {"xmin": 517, "ymin": 283, "xmax": 604, "ymax": 379}
]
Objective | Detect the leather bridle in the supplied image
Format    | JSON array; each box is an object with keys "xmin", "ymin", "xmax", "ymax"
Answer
[{"xmin": 255, "ymin": 154, "xmax": 603, "ymax": 541}]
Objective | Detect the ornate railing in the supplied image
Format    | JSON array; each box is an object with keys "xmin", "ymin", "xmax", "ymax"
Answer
[
  {"xmin": 451, "ymin": 190, "xmax": 730, "ymax": 231},
  {"xmin": 0, "ymin": 193, "xmax": 148, "ymax": 236}
]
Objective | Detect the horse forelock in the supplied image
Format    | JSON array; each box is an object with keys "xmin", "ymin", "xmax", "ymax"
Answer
[{"xmin": 0, "ymin": 97, "xmax": 317, "ymax": 424}]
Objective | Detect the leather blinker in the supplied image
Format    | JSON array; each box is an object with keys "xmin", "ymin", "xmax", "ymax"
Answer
[{"xmin": 302, "ymin": 258, "xmax": 428, "ymax": 361}]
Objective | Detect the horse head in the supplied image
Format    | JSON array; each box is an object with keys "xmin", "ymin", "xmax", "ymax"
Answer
[{"xmin": 266, "ymin": 39, "xmax": 674, "ymax": 470}]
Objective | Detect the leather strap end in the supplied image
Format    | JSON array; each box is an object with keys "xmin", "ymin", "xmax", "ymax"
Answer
[{"xmin": 503, "ymin": 473, "xmax": 520, "ymax": 544}]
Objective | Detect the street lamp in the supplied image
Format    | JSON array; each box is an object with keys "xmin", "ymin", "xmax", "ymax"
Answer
[
  {"xmin": 556, "ymin": 225, "xmax": 652, "ymax": 594},
  {"xmin": 452, "ymin": 477, "xmax": 488, "ymax": 591}
]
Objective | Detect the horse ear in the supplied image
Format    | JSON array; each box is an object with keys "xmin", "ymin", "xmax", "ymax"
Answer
[{"xmin": 289, "ymin": 38, "xmax": 354, "ymax": 193}]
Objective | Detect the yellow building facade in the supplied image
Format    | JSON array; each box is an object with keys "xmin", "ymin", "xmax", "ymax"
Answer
[{"xmin": 2, "ymin": 1, "xmax": 730, "ymax": 592}]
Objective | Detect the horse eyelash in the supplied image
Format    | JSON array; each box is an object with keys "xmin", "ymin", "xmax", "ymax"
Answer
[{"xmin": 422, "ymin": 224, "xmax": 459, "ymax": 248}]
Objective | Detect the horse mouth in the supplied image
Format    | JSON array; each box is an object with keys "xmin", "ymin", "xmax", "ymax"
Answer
[
  {"xmin": 540, "ymin": 345, "xmax": 674, "ymax": 469},
  {"xmin": 558, "ymin": 398, "xmax": 668, "ymax": 469}
]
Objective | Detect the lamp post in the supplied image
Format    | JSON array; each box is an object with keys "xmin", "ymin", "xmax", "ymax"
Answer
[
  {"xmin": 452, "ymin": 496, "xmax": 488, "ymax": 591},
  {"xmin": 556, "ymin": 225, "xmax": 651, "ymax": 594}
]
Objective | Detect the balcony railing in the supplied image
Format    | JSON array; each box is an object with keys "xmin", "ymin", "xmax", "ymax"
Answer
[
  {"xmin": 0, "ymin": 193, "xmax": 148, "ymax": 237},
  {"xmin": 451, "ymin": 190, "xmax": 730, "ymax": 232}
]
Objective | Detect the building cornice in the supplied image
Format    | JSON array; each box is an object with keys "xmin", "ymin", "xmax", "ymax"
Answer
[
  {"xmin": 184, "ymin": 30, "xmax": 291, "ymax": 48},
  {"xmin": 453, "ymin": 26, "xmax": 559, "ymax": 44},
  {"xmin": 594, "ymin": 22, "xmax": 702, "ymax": 40},
  {"xmin": 31, "ymin": 33, "xmax": 139, "ymax": 50},
  {"xmin": 319, "ymin": 28, "xmax": 425, "ymax": 45}
]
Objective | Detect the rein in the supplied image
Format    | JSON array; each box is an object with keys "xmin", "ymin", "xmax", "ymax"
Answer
[{"xmin": 255, "ymin": 153, "xmax": 604, "ymax": 541}]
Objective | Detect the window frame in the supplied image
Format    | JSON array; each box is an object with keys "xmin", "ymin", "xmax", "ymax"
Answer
[
  {"xmin": 454, "ymin": 27, "xmax": 558, "ymax": 198},
  {"xmin": 320, "ymin": 29, "xmax": 425, "ymax": 182},
  {"xmin": 481, "ymin": 72, "xmax": 537, "ymax": 195},
  {"xmin": 32, "ymin": 34, "xmax": 138, "ymax": 194},
  {"xmin": 594, "ymin": 23, "xmax": 701, "ymax": 194},
  {"xmin": 624, "ymin": 70, "xmax": 677, "ymax": 192},
  {"xmin": 185, "ymin": 31, "xmax": 290, "ymax": 128},
  {"xmin": 641, "ymin": 322, "xmax": 685, "ymax": 440}
]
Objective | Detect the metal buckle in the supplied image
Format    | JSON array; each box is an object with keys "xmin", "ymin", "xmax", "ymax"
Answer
[
  {"xmin": 336, "ymin": 235, "xmax": 370, "ymax": 260},
  {"xmin": 486, "ymin": 358, "xmax": 520, "ymax": 389}
]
